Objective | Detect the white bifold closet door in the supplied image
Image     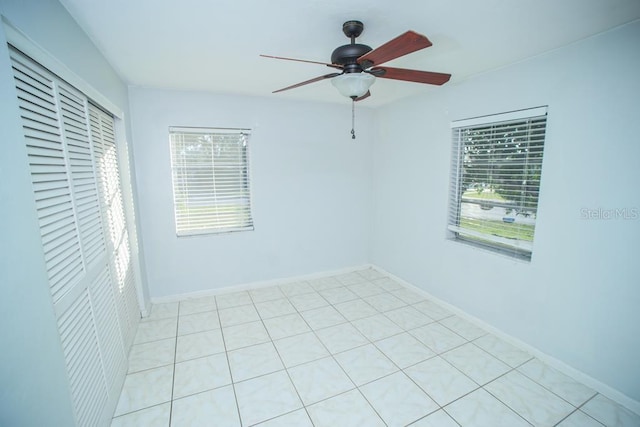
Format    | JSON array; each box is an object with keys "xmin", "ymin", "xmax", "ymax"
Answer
[{"xmin": 9, "ymin": 46, "xmax": 140, "ymax": 427}]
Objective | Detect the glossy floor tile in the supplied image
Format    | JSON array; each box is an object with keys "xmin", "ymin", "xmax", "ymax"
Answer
[
  {"xmin": 173, "ymin": 353, "xmax": 231, "ymax": 398},
  {"xmin": 171, "ymin": 386, "xmax": 240, "ymax": 426},
  {"xmin": 484, "ymin": 370, "xmax": 575, "ymax": 426},
  {"xmin": 405, "ymin": 356, "xmax": 479, "ymax": 406},
  {"xmin": 306, "ymin": 389, "xmax": 385, "ymax": 427},
  {"xmin": 445, "ymin": 388, "xmax": 531, "ymax": 427},
  {"xmin": 127, "ymin": 338, "xmax": 175, "ymax": 373},
  {"xmin": 359, "ymin": 371, "xmax": 438, "ymax": 427},
  {"xmin": 287, "ymin": 356, "xmax": 355, "ymax": 405},
  {"xmin": 114, "ymin": 365, "xmax": 173, "ymax": 417},
  {"xmin": 581, "ymin": 394, "xmax": 640, "ymax": 427},
  {"xmin": 112, "ymin": 268, "xmax": 638, "ymax": 426},
  {"xmin": 234, "ymin": 370, "xmax": 302, "ymax": 425}
]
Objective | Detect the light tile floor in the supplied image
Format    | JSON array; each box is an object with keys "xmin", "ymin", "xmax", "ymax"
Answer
[{"xmin": 111, "ymin": 269, "xmax": 640, "ymax": 427}]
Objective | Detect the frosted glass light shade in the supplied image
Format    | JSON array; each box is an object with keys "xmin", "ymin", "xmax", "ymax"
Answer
[{"xmin": 331, "ymin": 73, "xmax": 375, "ymax": 98}]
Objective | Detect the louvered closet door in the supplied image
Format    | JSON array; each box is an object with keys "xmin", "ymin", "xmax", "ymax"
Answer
[
  {"xmin": 9, "ymin": 47, "xmax": 139, "ymax": 427},
  {"xmin": 89, "ymin": 104, "xmax": 140, "ymax": 349}
]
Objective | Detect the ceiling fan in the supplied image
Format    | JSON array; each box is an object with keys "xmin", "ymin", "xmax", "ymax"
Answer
[{"xmin": 261, "ymin": 20, "xmax": 451, "ymax": 102}]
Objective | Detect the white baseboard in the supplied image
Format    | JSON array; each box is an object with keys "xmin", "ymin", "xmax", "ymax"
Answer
[
  {"xmin": 372, "ymin": 265, "xmax": 640, "ymax": 417},
  {"xmin": 149, "ymin": 263, "xmax": 374, "ymax": 304}
]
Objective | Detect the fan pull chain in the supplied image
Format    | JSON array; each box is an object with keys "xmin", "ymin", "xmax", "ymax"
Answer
[{"xmin": 351, "ymin": 99, "xmax": 356, "ymax": 139}]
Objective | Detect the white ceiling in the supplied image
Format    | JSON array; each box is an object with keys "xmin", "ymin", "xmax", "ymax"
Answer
[{"xmin": 59, "ymin": 0, "xmax": 640, "ymax": 107}]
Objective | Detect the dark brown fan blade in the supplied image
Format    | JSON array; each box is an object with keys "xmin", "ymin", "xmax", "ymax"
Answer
[
  {"xmin": 372, "ymin": 66, "xmax": 451, "ymax": 85},
  {"xmin": 260, "ymin": 55, "xmax": 343, "ymax": 70},
  {"xmin": 357, "ymin": 31, "xmax": 432, "ymax": 68},
  {"xmin": 272, "ymin": 72, "xmax": 342, "ymax": 93},
  {"xmin": 355, "ymin": 91, "xmax": 371, "ymax": 102}
]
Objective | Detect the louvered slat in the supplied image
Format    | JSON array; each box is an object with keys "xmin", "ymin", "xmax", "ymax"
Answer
[
  {"xmin": 58, "ymin": 289, "xmax": 108, "ymax": 427},
  {"xmin": 123, "ymin": 262, "xmax": 140, "ymax": 347},
  {"xmin": 11, "ymin": 52, "xmax": 84, "ymax": 303},
  {"xmin": 90, "ymin": 266, "xmax": 126, "ymax": 397},
  {"xmin": 89, "ymin": 103, "xmax": 140, "ymax": 349},
  {"xmin": 58, "ymin": 82, "xmax": 105, "ymax": 268}
]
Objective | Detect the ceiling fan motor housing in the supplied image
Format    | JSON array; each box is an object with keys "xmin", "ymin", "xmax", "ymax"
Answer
[
  {"xmin": 331, "ymin": 20, "xmax": 372, "ymax": 73},
  {"xmin": 331, "ymin": 44, "xmax": 372, "ymax": 72}
]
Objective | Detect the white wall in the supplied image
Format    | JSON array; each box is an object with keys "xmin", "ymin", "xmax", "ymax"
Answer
[
  {"xmin": 0, "ymin": 0, "xmax": 141, "ymax": 424},
  {"xmin": 128, "ymin": 88, "xmax": 373, "ymax": 298},
  {"xmin": 372, "ymin": 21, "xmax": 640, "ymax": 404}
]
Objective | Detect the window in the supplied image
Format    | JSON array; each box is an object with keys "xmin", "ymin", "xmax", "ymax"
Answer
[
  {"xmin": 169, "ymin": 127, "xmax": 253, "ymax": 236},
  {"xmin": 448, "ymin": 107, "xmax": 547, "ymax": 260}
]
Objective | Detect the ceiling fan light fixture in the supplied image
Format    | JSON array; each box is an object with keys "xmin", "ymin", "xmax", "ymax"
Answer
[{"xmin": 331, "ymin": 73, "xmax": 375, "ymax": 98}]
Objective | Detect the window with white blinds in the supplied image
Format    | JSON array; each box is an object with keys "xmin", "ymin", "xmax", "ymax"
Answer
[
  {"xmin": 448, "ymin": 107, "xmax": 548, "ymax": 260},
  {"xmin": 9, "ymin": 46, "xmax": 139, "ymax": 426},
  {"xmin": 169, "ymin": 127, "xmax": 254, "ymax": 236}
]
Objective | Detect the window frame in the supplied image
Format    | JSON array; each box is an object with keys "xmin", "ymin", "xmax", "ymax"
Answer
[
  {"xmin": 168, "ymin": 126, "xmax": 254, "ymax": 236},
  {"xmin": 447, "ymin": 106, "xmax": 548, "ymax": 260}
]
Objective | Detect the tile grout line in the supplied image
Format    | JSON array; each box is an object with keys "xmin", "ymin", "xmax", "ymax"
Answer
[
  {"xmin": 332, "ymin": 273, "xmax": 437, "ymax": 426},
  {"xmin": 212, "ymin": 297, "xmax": 244, "ymax": 426},
  {"xmin": 168, "ymin": 304, "xmax": 180, "ymax": 426},
  {"xmin": 563, "ymin": 393, "xmax": 607, "ymax": 427},
  {"xmin": 286, "ymin": 274, "xmax": 394, "ymax": 425},
  {"xmin": 296, "ymin": 277, "xmax": 534, "ymax": 426},
  {"xmin": 141, "ymin": 280, "xmax": 466, "ymax": 424},
  {"xmin": 131, "ymin": 270, "xmax": 620, "ymax": 426},
  {"xmin": 282, "ymin": 276, "xmax": 444, "ymax": 425},
  {"xmin": 263, "ymin": 339, "xmax": 316, "ymax": 423},
  {"xmin": 300, "ymin": 275, "xmax": 390, "ymax": 426},
  {"xmin": 478, "ymin": 381, "xmax": 538, "ymax": 426},
  {"xmin": 356, "ymin": 293, "xmax": 538, "ymax": 424},
  {"xmin": 321, "ymin": 287, "xmax": 389, "ymax": 426},
  {"xmin": 551, "ymin": 407, "xmax": 588, "ymax": 427},
  {"xmin": 130, "ymin": 281, "xmax": 389, "ymax": 420},
  {"xmin": 247, "ymin": 289, "xmax": 316, "ymax": 426},
  {"xmin": 408, "ymin": 410, "xmax": 464, "ymax": 427},
  {"xmin": 477, "ymin": 360, "xmax": 598, "ymax": 426},
  {"xmin": 441, "ymin": 342, "xmax": 538, "ymax": 423},
  {"xmin": 250, "ymin": 274, "xmax": 379, "ymax": 424},
  {"xmin": 514, "ymin": 361, "xmax": 598, "ymax": 410},
  {"xmin": 229, "ymin": 276, "xmax": 457, "ymax": 423},
  {"xmin": 254, "ymin": 281, "xmax": 386, "ymax": 424},
  {"xmin": 324, "ymin": 283, "xmax": 436, "ymax": 427}
]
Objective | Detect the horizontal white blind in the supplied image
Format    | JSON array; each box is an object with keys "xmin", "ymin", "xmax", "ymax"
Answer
[
  {"xmin": 169, "ymin": 127, "xmax": 254, "ymax": 235},
  {"xmin": 448, "ymin": 108, "xmax": 547, "ymax": 259}
]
